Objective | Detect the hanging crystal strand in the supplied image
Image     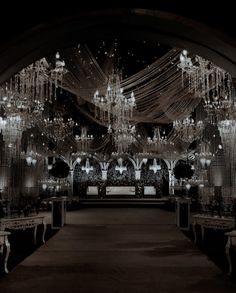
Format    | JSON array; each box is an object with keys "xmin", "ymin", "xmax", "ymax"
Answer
[
  {"xmin": 45, "ymin": 77, "xmax": 48, "ymax": 101},
  {"xmin": 212, "ymin": 68, "xmax": 216, "ymax": 98},
  {"xmin": 49, "ymin": 77, "xmax": 53, "ymax": 103},
  {"xmin": 54, "ymin": 71, "xmax": 58, "ymax": 98},
  {"xmin": 60, "ymin": 73, "xmax": 63, "ymax": 94}
]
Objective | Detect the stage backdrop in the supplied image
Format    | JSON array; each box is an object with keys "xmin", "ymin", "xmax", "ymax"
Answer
[{"xmin": 73, "ymin": 158, "xmax": 169, "ymax": 198}]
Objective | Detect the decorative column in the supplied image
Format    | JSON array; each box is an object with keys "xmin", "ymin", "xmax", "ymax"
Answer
[
  {"xmin": 129, "ymin": 157, "xmax": 148, "ymax": 181},
  {"xmin": 102, "ymin": 170, "xmax": 108, "ymax": 181},
  {"xmin": 99, "ymin": 161, "xmax": 110, "ymax": 181},
  {"xmin": 67, "ymin": 169, "xmax": 73, "ymax": 196},
  {"xmin": 135, "ymin": 170, "xmax": 141, "ymax": 180},
  {"xmin": 163, "ymin": 159, "xmax": 178, "ymax": 195}
]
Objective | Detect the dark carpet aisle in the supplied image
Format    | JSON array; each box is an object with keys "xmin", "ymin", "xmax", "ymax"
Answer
[{"xmin": 0, "ymin": 207, "xmax": 235, "ymax": 293}]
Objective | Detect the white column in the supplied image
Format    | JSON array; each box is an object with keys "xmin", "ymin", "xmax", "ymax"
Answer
[
  {"xmin": 102, "ymin": 170, "xmax": 108, "ymax": 181},
  {"xmin": 168, "ymin": 169, "xmax": 175, "ymax": 195},
  {"xmin": 135, "ymin": 170, "xmax": 141, "ymax": 180},
  {"xmin": 164, "ymin": 159, "xmax": 177, "ymax": 196},
  {"xmin": 67, "ymin": 170, "xmax": 73, "ymax": 196}
]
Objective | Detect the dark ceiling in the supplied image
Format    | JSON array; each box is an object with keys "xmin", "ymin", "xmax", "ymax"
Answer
[
  {"xmin": 85, "ymin": 39, "xmax": 171, "ymax": 77},
  {"xmin": 0, "ymin": 1, "xmax": 235, "ymax": 38},
  {"xmin": 0, "ymin": 3, "xmax": 236, "ymax": 83}
]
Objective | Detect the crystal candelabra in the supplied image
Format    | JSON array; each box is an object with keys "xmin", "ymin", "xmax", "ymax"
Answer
[
  {"xmin": 75, "ymin": 126, "xmax": 93, "ymax": 153},
  {"xmin": 173, "ymin": 117, "xmax": 204, "ymax": 143},
  {"xmin": 146, "ymin": 127, "xmax": 172, "ymax": 152}
]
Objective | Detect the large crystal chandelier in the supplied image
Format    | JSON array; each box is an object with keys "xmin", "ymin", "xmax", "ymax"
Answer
[
  {"xmin": 0, "ymin": 52, "xmax": 66, "ymax": 107},
  {"xmin": 93, "ymin": 70, "xmax": 136, "ymax": 127},
  {"xmin": 0, "ymin": 51, "xmax": 67, "ymax": 153},
  {"xmin": 93, "ymin": 70, "xmax": 136, "ymax": 153},
  {"xmin": 177, "ymin": 50, "xmax": 233, "ymax": 124},
  {"xmin": 173, "ymin": 116, "xmax": 204, "ymax": 143}
]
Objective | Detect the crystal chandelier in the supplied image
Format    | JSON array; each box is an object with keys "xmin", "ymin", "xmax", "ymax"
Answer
[
  {"xmin": 75, "ymin": 126, "xmax": 93, "ymax": 153},
  {"xmin": 177, "ymin": 50, "xmax": 232, "ymax": 112},
  {"xmin": 93, "ymin": 70, "xmax": 136, "ymax": 128},
  {"xmin": 203, "ymin": 95, "xmax": 233, "ymax": 124},
  {"xmin": 0, "ymin": 116, "xmax": 23, "ymax": 144},
  {"xmin": 0, "ymin": 115, "xmax": 25, "ymax": 165},
  {"xmin": 93, "ymin": 70, "xmax": 136, "ymax": 154},
  {"xmin": 195, "ymin": 141, "xmax": 214, "ymax": 168},
  {"xmin": 218, "ymin": 119, "xmax": 236, "ymax": 134},
  {"xmin": 111, "ymin": 124, "xmax": 136, "ymax": 154},
  {"xmin": 42, "ymin": 116, "xmax": 74, "ymax": 142},
  {"xmin": 0, "ymin": 51, "xmax": 67, "ymax": 152},
  {"xmin": 146, "ymin": 127, "xmax": 172, "ymax": 152},
  {"xmin": 0, "ymin": 52, "xmax": 67, "ymax": 106},
  {"xmin": 173, "ymin": 116, "xmax": 204, "ymax": 143},
  {"xmin": 21, "ymin": 144, "xmax": 41, "ymax": 166}
]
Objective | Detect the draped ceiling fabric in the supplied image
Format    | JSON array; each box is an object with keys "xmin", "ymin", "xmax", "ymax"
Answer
[{"xmin": 60, "ymin": 45, "xmax": 201, "ymax": 126}]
